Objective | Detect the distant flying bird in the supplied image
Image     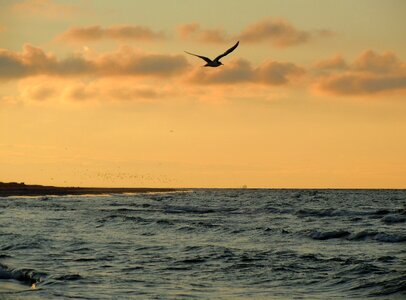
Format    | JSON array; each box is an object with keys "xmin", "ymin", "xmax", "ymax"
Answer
[{"xmin": 185, "ymin": 41, "xmax": 239, "ymax": 67}]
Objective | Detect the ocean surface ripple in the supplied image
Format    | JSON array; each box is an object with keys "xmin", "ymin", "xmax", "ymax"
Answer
[{"xmin": 0, "ymin": 189, "xmax": 405, "ymax": 299}]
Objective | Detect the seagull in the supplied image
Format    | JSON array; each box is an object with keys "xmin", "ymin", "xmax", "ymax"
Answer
[{"xmin": 185, "ymin": 41, "xmax": 239, "ymax": 67}]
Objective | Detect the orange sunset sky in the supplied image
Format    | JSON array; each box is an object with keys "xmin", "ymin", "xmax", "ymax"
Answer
[{"xmin": 1, "ymin": 0, "xmax": 405, "ymax": 188}]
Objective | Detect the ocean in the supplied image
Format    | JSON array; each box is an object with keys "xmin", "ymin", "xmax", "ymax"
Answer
[{"xmin": 0, "ymin": 189, "xmax": 405, "ymax": 299}]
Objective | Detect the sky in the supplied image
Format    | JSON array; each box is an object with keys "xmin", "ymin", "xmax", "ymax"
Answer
[{"xmin": 0, "ymin": 0, "xmax": 406, "ymax": 188}]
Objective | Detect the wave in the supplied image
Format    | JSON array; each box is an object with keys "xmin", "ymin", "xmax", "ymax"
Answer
[
  {"xmin": 0, "ymin": 263, "xmax": 46, "ymax": 286},
  {"xmin": 1, "ymin": 240, "xmax": 47, "ymax": 251},
  {"xmin": 0, "ymin": 263, "xmax": 85, "ymax": 290},
  {"xmin": 306, "ymin": 229, "xmax": 406, "ymax": 243},
  {"xmin": 295, "ymin": 207, "xmax": 400, "ymax": 218},
  {"xmin": 348, "ymin": 230, "xmax": 406, "ymax": 242},
  {"xmin": 164, "ymin": 205, "xmax": 238, "ymax": 215},
  {"xmin": 265, "ymin": 206, "xmax": 294, "ymax": 214},
  {"xmin": 368, "ymin": 275, "xmax": 406, "ymax": 296},
  {"xmin": 54, "ymin": 274, "xmax": 82, "ymax": 281},
  {"xmin": 342, "ymin": 263, "xmax": 384, "ymax": 275},
  {"xmin": 382, "ymin": 214, "xmax": 406, "ymax": 224},
  {"xmin": 307, "ymin": 230, "xmax": 350, "ymax": 240},
  {"xmin": 346, "ymin": 273, "xmax": 406, "ymax": 297}
]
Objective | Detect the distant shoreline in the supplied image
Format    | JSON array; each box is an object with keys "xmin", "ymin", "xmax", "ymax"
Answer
[
  {"xmin": 1, "ymin": 182, "xmax": 404, "ymax": 197},
  {"xmin": 0, "ymin": 182, "xmax": 185, "ymax": 197}
]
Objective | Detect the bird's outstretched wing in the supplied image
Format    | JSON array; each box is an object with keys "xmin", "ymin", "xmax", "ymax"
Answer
[
  {"xmin": 214, "ymin": 41, "xmax": 239, "ymax": 62},
  {"xmin": 184, "ymin": 51, "xmax": 213, "ymax": 63}
]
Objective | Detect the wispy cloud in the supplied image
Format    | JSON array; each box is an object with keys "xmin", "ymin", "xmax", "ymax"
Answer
[
  {"xmin": 61, "ymin": 80, "xmax": 170, "ymax": 102},
  {"xmin": 57, "ymin": 25, "xmax": 165, "ymax": 43},
  {"xmin": 22, "ymin": 83, "xmax": 57, "ymax": 101},
  {"xmin": 177, "ymin": 23, "xmax": 229, "ymax": 43},
  {"xmin": 313, "ymin": 50, "xmax": 406, "ymax": 96}
]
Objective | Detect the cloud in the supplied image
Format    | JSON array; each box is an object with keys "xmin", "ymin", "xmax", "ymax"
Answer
[
  {"xmin": 0, "ymin": 40, "xmax": 305, "ymax": 104},
  {"xmin": 57, "ymin": 25, "xmax": 164, "ymax": 43},
  {"xmin": 12, "ymin": 0, "xmax": 77, "ymax": 17},
  {"xmin": 187, "ymin": 59, "xmax": 253, "ymax": 84},
  {"xmin": 10, "ymin": 76, "xmax": 175, "ymax": 104},
  {"xmin": 177, "ymin": 23, "xmax": 229, "ymax": 43},
  {"xmin": 0, "ymin": 44, "xmax": 189, "ymax": 80},
  {"xmin": 237, "ymin": 18, "xmax": 310, "ymax": 47},
  {"xmin": 62, "ymin": 81, "xmax": 163, "ymax": 102},
  {"xmin": 178, "ymin": 18, "xmax": 333, "ymax": 47},
  {"xmin": 314, "ymin": 55, "xmax": 348, "ymax": 71},
  {"xmin": 187, "ymin": 58, "xmax": 305, "ymax": 86},
  {"xmin": 106, "ymin": 87, "xmax": 160, "ymax": 100},
  {"xmin": 314, "ymin": 50, "xmax": 406, "ymax": 96},
  {"xmin": 257, "ymin": 61, "xmax": 306, "ymax": 85},
  {"xmin": 352, "ymin": 50, "xmax": 403, "ymax": 73},
  {"xmin": 0, "ymin": 45, "xmax": 52, "ymax": 78},
  {"xmin": 0, "ymin": 26, "xmax": 6, "ymax": 33},
  {"xmin": 177, "ymin": 23, "xmax": 199, "ymax": 38},
  {"xmin": 315, "ymin": 29, "xmax": 336, "ymax": 38},
  {"xmin": 24, "ymin": 84, "xmax": 57, "ymax": 101},
  {"xmin": 317, "ymin": 74, "xmax": 406, "ymax": 96},
  {"xmin": 2, "ymin": 46, "xmax": 304, "ymax": 104}
]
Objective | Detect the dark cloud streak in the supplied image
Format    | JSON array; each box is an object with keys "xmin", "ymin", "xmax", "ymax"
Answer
[
  {"xmin": 0, "ymin": 44, "xmax": 189, "ymax": 80},
  {"xmin": 57, "ymin": 25, "xmax": 164, "ymax": 42}
]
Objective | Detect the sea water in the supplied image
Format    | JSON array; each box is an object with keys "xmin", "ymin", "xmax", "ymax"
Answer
[{"xmin": 0, "ymin": 189, "xmax": 405, "ymax": 299}]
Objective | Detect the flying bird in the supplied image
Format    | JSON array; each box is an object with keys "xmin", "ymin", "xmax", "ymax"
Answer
[{"xmin": 185, "ymin": 41, "xmax": 239, "ymax": 67}]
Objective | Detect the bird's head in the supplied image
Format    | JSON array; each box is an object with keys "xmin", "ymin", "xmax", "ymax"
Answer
[{"xmin": 219, "ymin": 62, "xmax": 223, "ymax": 66}]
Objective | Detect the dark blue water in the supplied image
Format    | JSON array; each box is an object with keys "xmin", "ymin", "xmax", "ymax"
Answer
[{"xmin": 1, "ymin": 189, "xmax": 405, "ymax": 299}]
